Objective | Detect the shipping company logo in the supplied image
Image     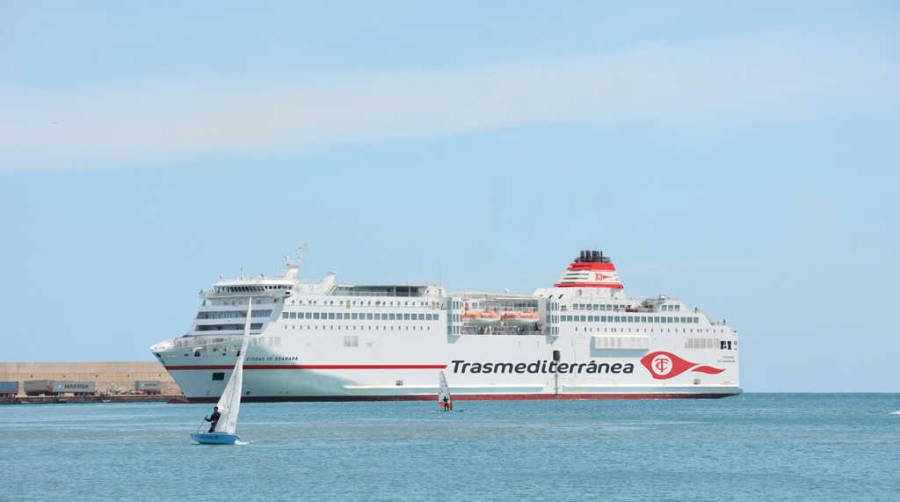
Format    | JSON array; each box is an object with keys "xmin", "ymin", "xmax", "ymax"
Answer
[
  {"xmin": 640, "ymin": 351, "xmax": 724, "ymax": 380},
  {"xmin": 451, "ymin": 360, "xmax": 633, "ymax": 375},
  {"xmin": 593, "ymin": 272, "xmax": 610, "ymax": 281},
  {"xmin": 651, "ymin": 354, "xmax": 673, "ymax": 376}
]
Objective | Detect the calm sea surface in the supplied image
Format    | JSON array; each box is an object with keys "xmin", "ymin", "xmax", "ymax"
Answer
[{"xmin": 1, "ymin": 394, "xmax": 898, "ymax": 501}]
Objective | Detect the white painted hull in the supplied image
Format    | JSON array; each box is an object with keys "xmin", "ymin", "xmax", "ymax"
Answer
[
  {"xmin": 159, "ymin": 329, "xmax": 740, "ymax": 401},
  {"xmin": 151, "ymin": 249, "xmax": 741, "ymax": 402}
]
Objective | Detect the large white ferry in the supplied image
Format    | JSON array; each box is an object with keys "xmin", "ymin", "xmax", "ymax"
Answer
[{"xmin": 151, "ymin": 248, "xmax": 740, "ymax": 401}]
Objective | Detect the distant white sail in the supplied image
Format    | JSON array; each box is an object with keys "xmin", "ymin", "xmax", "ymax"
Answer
[
  {"xmin": 438, "ymin": 371, "xmax": 451, "ymax": 407},
  {"xmin": 214, "ymin": 298, "xmax": 252, "ymax": 434}
]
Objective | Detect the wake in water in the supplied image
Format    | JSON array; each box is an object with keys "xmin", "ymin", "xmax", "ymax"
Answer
[{"xmin": 891, "ymin": 411, "xmax": 900, "ymax": 415}]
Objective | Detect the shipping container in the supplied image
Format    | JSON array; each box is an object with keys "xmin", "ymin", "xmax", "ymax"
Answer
[
  {"xmin": 53, "ymin": 381, "xmax": 95, "ymax": 395},
  {"xmin": 24, "ymin": 380, "xmax": 55, "ymax": 395},
  {"xmin": 135, "ymin": 380, "xmax": 160, "ymax": 391},
  {"xmin": 0, "ymin": 381, "xmax": 17, "ymax": 394}
]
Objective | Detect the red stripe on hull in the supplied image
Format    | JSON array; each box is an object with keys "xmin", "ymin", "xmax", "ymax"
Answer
[
  {"xmin": 182, "ymin": 391, "xmax": 740, "ymax": 403},
  {"xmin": 165, "ymin": 364, "xmax": 448, "ymax": 371}
]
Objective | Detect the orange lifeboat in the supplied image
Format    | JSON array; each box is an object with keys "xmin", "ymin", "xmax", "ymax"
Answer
[
  {"xmin": 501, "ymin": 312, "xmax": 540, "ymax": 327},
  {"xmin": 462, "ymin": 311, "xmax": 501, "ymax": 326}
]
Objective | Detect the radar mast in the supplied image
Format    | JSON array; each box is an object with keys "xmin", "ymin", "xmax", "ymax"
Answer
[{"xmin": 281, "ymin": 243, "xmax": 308, "ymax": 281}]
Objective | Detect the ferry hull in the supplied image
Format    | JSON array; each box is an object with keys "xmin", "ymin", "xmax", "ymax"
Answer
[
  {"xmin": 153, "ymin": 248, "xmax": 741, "ymax": 403},
  {"xmin": 163, "ymin": 352, "xmax": 741, "ymax": 402},
  {"xmin": 182, "ymin": 390, "xmax": 741, "ymax": 403}
]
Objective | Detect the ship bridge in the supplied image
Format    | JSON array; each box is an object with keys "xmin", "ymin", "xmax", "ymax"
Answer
[{"xmin": 211, "ymin": 279, "xmax": 293, "ymax": 295}]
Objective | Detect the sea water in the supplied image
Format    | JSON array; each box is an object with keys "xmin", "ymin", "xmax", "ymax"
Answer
[{"xmin": 1, "ymin": 394, "xmax": 898, "ymax": 501}]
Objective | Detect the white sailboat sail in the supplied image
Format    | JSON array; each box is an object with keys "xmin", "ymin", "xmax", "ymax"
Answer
[
  {"xmin": 438, "ymin": 371, "xmax": 452, "ymax": 407},
  {"xmin": 214, "ymin": 298, "xmax": 252, "ymax": 434}
]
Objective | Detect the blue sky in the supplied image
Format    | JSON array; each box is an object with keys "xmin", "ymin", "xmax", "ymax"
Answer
[{"xmin": 1, "ymin": 1, "xmax": 898, "ymax": 391}]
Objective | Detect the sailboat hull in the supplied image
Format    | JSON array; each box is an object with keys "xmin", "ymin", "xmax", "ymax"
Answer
[{"xmin": 190, "ymin": 432, "xmax": 240, "ymax": 445}]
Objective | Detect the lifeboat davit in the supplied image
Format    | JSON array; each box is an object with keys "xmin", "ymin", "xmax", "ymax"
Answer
[
  {"xmin": 501, "ymin": 312, "xmax": 540, "ymax": 327},
  {"xmin": 462, "ymin": 311, "xmax": 501, "ymax": 326}
]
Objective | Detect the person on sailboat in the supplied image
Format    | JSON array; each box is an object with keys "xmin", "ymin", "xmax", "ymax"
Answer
[
  {"xmin": 442, "ymin": 396, "xmax": 451, "ymax": 411},
  {"xmin": 204, "ymin": 406, "xmax": 221, "ymax": 432}
]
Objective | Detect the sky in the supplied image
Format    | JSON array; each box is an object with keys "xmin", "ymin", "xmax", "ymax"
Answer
[{"xmin": 1, "ymin": 1, "xmax": 898, "ymax": 392}]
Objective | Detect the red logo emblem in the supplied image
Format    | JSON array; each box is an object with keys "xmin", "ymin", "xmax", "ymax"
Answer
[
  {"xmin": 640, "ymin": 351, "xmax": 724, "ymax": 380},
  {"xmin": 652, "ymin": 354, "xmax": 672, "ymax": 375},
  {"xmin": 594, "ymin": 273, "xmax": 610, "ymax": 281}
]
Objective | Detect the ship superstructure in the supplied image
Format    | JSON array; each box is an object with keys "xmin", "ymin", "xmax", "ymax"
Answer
[{"xmin": 151, "ymin": 249, "xmax": 740, "ymax": 401}]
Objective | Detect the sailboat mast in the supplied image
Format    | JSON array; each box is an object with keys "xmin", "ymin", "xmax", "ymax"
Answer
[{"xmin": 213, "ymin": 298, "xmax": 252, "ymax": 434}]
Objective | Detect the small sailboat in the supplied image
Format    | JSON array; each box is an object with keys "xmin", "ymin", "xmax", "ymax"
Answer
[
  {"xmin": 438, "ymin": 371, "xmax": 452, "ymax": 411},
  {"xmin": 190, "ymin": 299, "xmax": 252, "ymax": 445}
]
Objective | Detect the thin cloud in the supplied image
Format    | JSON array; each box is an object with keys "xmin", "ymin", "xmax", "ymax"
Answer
[{"xmin": 1, "ymin": 33, "xmax": 896, "ymax": 171}]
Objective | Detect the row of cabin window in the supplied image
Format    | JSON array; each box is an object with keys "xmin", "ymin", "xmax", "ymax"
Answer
[
  {"xmin": 288, "ymin": 299, "xmax": 432, "ymax": 307},
  {"xmin": 197, "ymin": 310, "xmax": 273, "ymax": 319},
  {"xmin": 557, "ymin": 315, "xmax": 699, "ymax": 324},
  {"xmin": 196, "ymin": 323, "xmax": 263, "ymax": 331},
  {"xmin": 683, "ymin": 338, "xmax": 737, "ymax": 350},
  {"xmin": 565, "ymin": 303, "xmax": 682, "ymax": 312},
  {"xmin": 568, "ymin": 303, "xmax": 625, "ymax": 311},
  {"xmin": 282, "ymin": 311, "xmax": 438, "ymax": 321},
  {"xmin": 214, "ymin": 285, "xmax": 288, "ymax": 293},
  {"xmin": 286, "ymin": 324, "xmax": 431, "ymax": 332},
  {"xmin": 212, "ymin": 298, "xmax": 279, "ymax": 306}
]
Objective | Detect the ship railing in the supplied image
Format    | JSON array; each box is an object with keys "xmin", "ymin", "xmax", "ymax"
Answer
[
  {"xmin": 459, "ymin": 326, "xmax": 543, "ymax": 336},
  {"xmin": 203, "ymin": 291, "xmax": 283, "ymax": 299}
]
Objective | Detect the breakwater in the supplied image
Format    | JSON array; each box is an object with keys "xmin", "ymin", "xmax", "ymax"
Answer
[
  {"xmin": 1, "ymin": 394, "xmax": 185, "ymax": 404},
  {"xmin": 0, "ymin": 361, "xmax": 183, "ymax": 403}
]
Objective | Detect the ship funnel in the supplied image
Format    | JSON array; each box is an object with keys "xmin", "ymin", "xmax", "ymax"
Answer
[{"xmin": 554, "ymin": 249, "xmax": 623, "ymax": 289}]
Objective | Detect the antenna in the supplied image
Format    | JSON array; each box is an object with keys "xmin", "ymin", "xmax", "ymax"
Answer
[
  {"xmin": 283, "ymin": 243, "xmax": 308, "ymax": 281},
  {"xmin": 285, "ymin": 243, "xmax": 308, "ymax": 269},
  {"xmin": 298, "ymin": 243, "xmax": 308, "ymax": 264}
]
